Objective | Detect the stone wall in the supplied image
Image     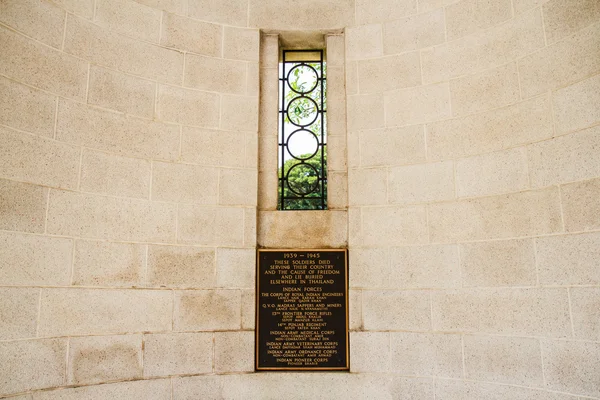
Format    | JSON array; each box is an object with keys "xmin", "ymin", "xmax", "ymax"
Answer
[{"xmin": 0, "ymin": 0, "xmax": 599, "ymax": 398}]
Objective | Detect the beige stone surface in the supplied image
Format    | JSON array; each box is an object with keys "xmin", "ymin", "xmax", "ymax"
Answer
[
  {"xmin": 223, "ymin": 27, "xmax": 260, "ymax": 62},
  {"xmin": 147, "ymin": 245, "xmax": 215, "ymax": 288},
  {"xmin": 328, "ymin": 171, "xmax": 348, "ymax": 210},
  {"xmin": 95, "ymin": 0, "xmax": 161, "ymax": 43},
  {"xmin": 359, "ymin": 125, "xmax": 426, "ymax": 167},
  {"xmin": 157, "ymin": 85, "xmax": 219, "ymax": 128},
  {"xmin": 519, "ymin": 21, "xmax": 600, "ymax": 98},
  {"xmin": 39, "ymin": 288, "xmax": 172, "ymax": 336},
  {"xmin": 464, "ymin": 335, "xmax": 543, "ymax": 386},
  {"xmin": 184, "ymin": 54, "xmax": 247, "ymax": 95},
  {"xmin": 0, "ymin": 339, "xmax": 67, "ymax": 396},
  {"xmin": 460, "ymin": 239, "xmax": 536, "ymax": 287},
  {"xmin": 358, "ymin": 53, "xmax": 421, "ymax": 94},
  {"xmin": 349, "ymin": 248, "xmax": 390, "ymax": 288},
  {"xmin": 553, "ymin": 73, "xmax": 600, "ymax": 135},
  {"xmin": 174, "ymin": 290, "xmax": 241, "ymax": 330},
  {"xmin": 244, "ymin": 207, "xmax": 257, "ymax": 247},
  {"xmin": 356, "ymin": 206, "xmax": 427, "ymax": 246},
  {"xmin": 348, "ymin": 168, "xmax": 387, "ymax": 206},
  {"xmin": 68, "ymin": 334, "xmax": 142, "ymax": 385},
  {"xmin": 214, "ymin": 331, "xmax": 254, "ymax": 372},
  {"xmin": 431, "ymin": 288, "xmax": 571, "ymax": 336},
  {"xmin": 347, "ymin": 94, "xmax": 385, "ymax": 131},
  {"xmin": 570, "ymin": 287, "xmax": 600, "ymax": 341},
  {"xmin": 64, "ymin": 15, "xmax": 183, "ymax": 84},
  {"xmin": 144, "ymin": 332, "xmax": 213, "ymax": 377},
  {"xmin": 543, "ymin": 339, "xmax": 600, "ymax": 397},
  {"xmin": 355, "ymin": 0, "xmax": 416, "ymax": 25},
  {"xmin": 346, "ymin": 24, "xmax": 383, "ymax": 61},
  {"xmin": 327, "ymin": 135, "xmax": 347, "ymax": 172},
  {"xmin": 426, "ymin": 95, "xmax": 553, "ymax": 160},
  {"xmin": 561, "ymin": 177, "xmax": 600, "ymax": 232},
  {"xmin": 73, "ymin": 240, "xmax": 144, "ymax": 287},
  {"xmin": 51, "ymin": 0, "xmax": 95, "ymax": 19},
  {"xmin": 219, "ymin": 168, "xmax": 258, "ymax": 206},
  {"xmin": 383, "ymin": 8, "xmax": 445, "ymax": 55},
  {"xmin": 0, "ymin": 76, "xmax": 56, "ymax": 137},
  {"xmin": 391, "ymin": 245, "xmax": 460, "ymax": 289},
  {"xmin": 0, "ymin": 287, "xmax": 38, "ymax": 340},
  {"xmin": 161, "ymin": 12, "xmax": 221, "ymax": 56},
  {"xmin": 0, "ymin": 231, "xmax": 72, "ymax": 286},
  {"xmin": 136, "ymin": 0, "xmax": 185, "ymax": 13},
  {"xmin": 249, "ymin": 0, "xmax": 354, "ymax": 30},
  {"xmin": 178, "ymin": 205, "xmax": 245, "ymax": 246},
  {"xmin": 385, "ymin": 82, "xmax": 451, "ymax": 126},
  {"xmin": 216, "ymin": 248, "xmax": 255, "ymax": 288},
  {"xmin": 220, "ymin": 94, "xmax": 259, "ymax": 131},
  {"xmin": 181, "ymin": 127, "xmax": 245, "ymax": 167},
  {"xmin": 345, "ymin": 61, "xmax": 359, "ymax": 96},
  {"xmin": 362, "ymin": 290, "xmax": 431, "ymax": 331},
  {"xmin": 0, "ymin": 179, "xmax": 47, "ymax": 234},
  {"xmin": 0, "ymin": 25, "xmax": 88, "ymax": 101},
  {"xmin": 47, "ymin": 190, "xmax": 177, "ymax": 242},
  {"xmin": 33, "ymin": 379, "xmax": 171, "ymax": 400},
  {"xmin": 536, "ymin": 232, "xmax": 600, "ymax": 285},
  {"xmin": 388, "ymin": 161, "xmax": 455, "ymax": 204},
  {"xmin": 56, "ymin": 100, "xmax": 180, "ymax": 160},
  {"xmin": 446, "ymin": 0, "xmax": 512, "ymax": 40},
  {"xmin": 0, "ymin": 0, "xmax": 65, "ymax": 48},
  {"xmin": 435, "ymin": 378, "xmax": 580, "ymax": 400},
  {"xmin": 0, "ymin": 126, "xmax": 79, "ymax": 190},
  {"xmin": 542, "ymin": 0, "xmax": 600, "ymax": 44},
  {"xmin": 151, "ymin": 162, "xmax": 218, "ymax": 204},
  {"xmin": 350, "ymin": 331, "xmax": 390, "ymax": 372},
  {"xmin": 241, "ymin": 289, "xmax": 255, "ymax": 329},
  {"xmin": 428, "ymin": 187, "xmax": 562, "ymax": 243},
  {"xmin": 189, "ymin": 0, "xmax": 248, "ymax": 26},
  {"xmin": 349, "ymin": 289, "xmax": 362, "ymax": 330}
]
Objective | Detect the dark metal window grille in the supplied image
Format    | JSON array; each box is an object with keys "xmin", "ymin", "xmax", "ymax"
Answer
[{"xmin": 278, "ymin": 50, "xmax": 327, "ymax": 210}]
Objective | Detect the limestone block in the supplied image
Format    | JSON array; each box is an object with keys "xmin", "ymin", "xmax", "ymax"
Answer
[
  {"xmin": 0, "ymin": 126, "xmax": 79, "ymax": 190},
  {"xmin": 0, "ymin": 231, "xmax": 72, "ymax": 286},
  {"xmin": 136, "ymin": 0, "xmax": 184, "ymax": 14},
  {"xmin": 553, "ymin": 74, "xmax": 600, "ymax": 135},
  {"xmin": 246, "ymin": 62, "xmax": 259, "ymax": 96},
  {"xmin": 33, "ymin": 379, "xmax": 171, "ymax": 400},
  {"xmin": 390, "ymin": 332, "xmax": 463, "ymax": 378},
  {"xmin": 0, "ymin": 74, "xmax": 56, "ymax": 137},
  {"xmin": 88, "ymin": 66, "xmax": 156, "ymax": 118},
  {"xmin": 561, "ymin": 177, "xmax": 600, "ymax": 232},
  {"xmin": 519, "ymin": 21, "xmax": 600, "ymax": 98},
  {"xmin": 0, "ymin": 0, "xmax": 65, "ymax": 48},
  {"xmin": 570, "ymin": 287, "xmax": 600, "ymax": 341},
  {"xmin": 0, "ymin": 339, "xmax": 67, "ymax": 396},
  {"xmin": 161, "ymin": 12, "xmax": 221, "ymax": 56},
  {"xmin": 173, "ymin": 376, "xmax": 222, "ymax": 400},
  {"xmin": 215, "ymin": 331, "xmax": 254, "ymax": 372},
  {"xmin": 38, "ymin": 288, "xmax": 172, "ymax": 336},
  {"xmin": 260, "ymin": 35, "xmax": 279, "ymax": 69},
  {"xmin": 52, "ymin": 0, "xmax": 94, "ymax": 19},
  {"xmin": 347, "ymin": 94, "xmax": 385, "ymax": 131},
  {"xmin": 384, "ymin": 82, "xmax": 451, "ymax": 126},
  {"xmin": 390, "ymin": 245, "xmax": 460, "ymax": 289},
  {"xmin": 431, "ymin": 288, "xmax": 571, "ymax": 337},
  {"xmin": 513, "ymin": 0, "xmax": 550, "ymax": 14},
  {"xmin": 348, "ymin": 168, "xmax": 387, "ymax": 206},
  {"xmin": 95, "ymin": 0, "xmax": 161, "ymax": 43},
  {"xmin": 189, "ymin": 0, "xmax": 248, "ymax": 27},
  {"xmin": 73, "ymin": 240, "xmax": 144, "ymax": 287},
  {"xmin": 537, "ymin": 232, "xmax": 600, "ymax": 285},
  {"xmin": 67, "ymin": 334, "xmax": 142, "ymax": 385},
  {"xmin": 345, "ymin": 61, "xmax": 358, "ymax": 96},
  {"xmin": 328, "ymin": 171, "xmax": 348, "ymax": 210},
  {"xmin": 47, "ymin": 190, "xmax": 177, "ymax": 242},
  {"xmin": 349, "ymin": 290, "xmax": 362, "ymax": 330},
  {"xmin": 241, "ymin": 289, "xmax": 255, "ymax": 329},
  {"xmin": 434, "ymin": 378, "xmax": 580, "ymax": 400},
  {"xmin": 80, "ymin": 149, "xmax": 150, "ymax": 199},
  {"xmin": 464, "ymin": 335, "xmax": 543, "ymax": 386},
  {"xmin": 450, "ymin": 63, "xmax": 520, "ymax": 117},
  {"xmin": 455, "ymin": 147, "xmax": 529, "ymax": 198},
  {"xmin": 0, "ymin": 179, "xmax": 47, "ymax": 234},
  {"xmin": 362, "ymin": 290, "xmax": 431, "ymax": 331},
  {"xmin": 258, "ymin": 170, "xmax": 277, "ymax": 210},
  {"xmin": 446, "ymin": 0, "xmax": 512, "ymax": 41},
  {"xmin": 355, "ymin": 0, "xmax": 417, "ymax": 25},
  {"xmin": 528, "ymin": 125, "xmax": 600, "ymax": 188},
  {"xmin": 327, "ymin": 69, "xmax": 347, "ymax": 137},
  {"xmin": 181, "ymin": 127, "xmax": 245, "ymax": 167},
  {"xmin": 244, "ymin": 207, "xmax": 257, "ymax": 247},
  {"xmin": 542, "ymin": 339, "xmax": 600, "ymax": 397},
  {"xmin": 258, "ymin": 68, "xmax": 278, "ymax": 138},
  {"xmin": 350, "ymin": 331, "xmax": 390, "ymax": 372},
  {"xmin": 0, "ymin": 26, "xmax": 88, "ymax": 100},
  {"xmin": 0, "ymin": 288, "xmax": 38, "ymax": 340},
  {"xmin": 56, "ymin": 100, "xmax": 180, "ymax": 160},
  {"xmin": 157, "ymin": 85, "xmax": 220, "ymax": 128},
  {"xmin": 346, "ymin": 24, "xmax": 383, "ymax": 61},
  {"xmin": 357, "ymin": 206, "xmax": 427, "ymax": 246},
  {"xmin": 223, "ymin": 27, "xmax": 260, "ymax": 62},
  {"xmin": 359, "ymin": 125, "xmax": 426, "ymax": 168},
  {"xmin": 144, "ymin": 332, "xmax": 213, "ymax": 377},
  {"xmin": 460, "ymin": 239, "xmax": 536, "ymax": 287},
  {"xmin": 184, "ymin": 54, "xmax": 247, "ymax": 95},
  {"xmin": 248, "ymin": 0, "xmax": 354, "ymax": 30},
  {"xmin": 349, "ymin": 248, "xmax": 390, "ymax": 289},
  {"xmin": 542, "ymin": 0, "xmax": 600, "ymax": 44},
  {"xmin": 383, "ymin": 9, "xmax": 445, "ymax": 55},
  {"xmin": 388, "ymin": 161, "xmax": 455, "ymax": 204},
  {"xmin": 147, "ymin": 245, "xmax": 215, "ymax": 288},
  {"xmin": 178, "ymin": 205, "xmax": 244, "ymax": 246},
  {"xmin": 220, "ymin": 95, "xmax": 259, "ymax": 131},
  {"xmin": 245, "ymin": 132, "xmax": 259, "ymax": 168},
  {"xmin": 64, "ymin": 15, "xmax": 183, "ymax": 84},
  {"xmin": 428, "ymin": 187, "xmax": 562, "ymax": 243},
  {"xmin": 151, "ymin": 162, "xmax": 218, "ymax": 204},
  {"xmin": 326, "ymin": 35, "xmax": 345, "ymax": 68},
  {"xmin": 387, "ymin": 377, "xmax": 434, "ymax": 400},
  {"xmin": 426, "ymin": 95, "xmax": 553, "ymax": 160},
  {"xmin": 216, "ymin": 248, "xmax": 255, "ymax": 288},
  {"xmin": 357, "ymin": 53, "xmax": 421, "ymax": 94},
  {"xmin": 219, "ymin": 168, "xmax": 258, "ymax": 206},
  {"xmin": 174, "ymin": 290, "xmax": 241, "ymax": 330}
]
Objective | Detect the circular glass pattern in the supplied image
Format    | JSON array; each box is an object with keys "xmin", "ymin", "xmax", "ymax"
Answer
[
  {"xmin": 286, "ymin": 96, "xmax": 318, "ymax": 127},
  {"xmin": 286, "ymin": 163, "xmax": 320, "ymax": 196},
  {"xmin": 286, "ymin": 129, "xmax": 319, "ymax": 160},
  {"xmin": 287, "ymin": 64, "xmax": 319, "ymax": 94}
]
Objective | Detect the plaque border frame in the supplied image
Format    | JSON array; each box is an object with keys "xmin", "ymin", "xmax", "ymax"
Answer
[{"xmin": 255, "ymin": 248, "xmax": 350, "ymax": 371}]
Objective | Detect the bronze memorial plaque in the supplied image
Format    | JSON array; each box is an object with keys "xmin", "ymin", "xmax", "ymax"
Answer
[{"xmin": 256, "ymin": 249, "xmax": 349, "ymax": 371}]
